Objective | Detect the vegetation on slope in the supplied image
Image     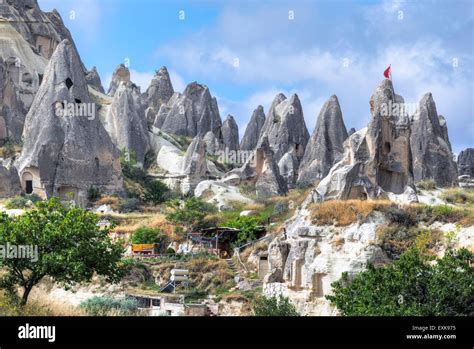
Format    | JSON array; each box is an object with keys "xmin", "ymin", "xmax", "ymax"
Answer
[
  {"xmin": 327, "ymin": 248, "xmax": 474, "ymax": 316},
  {"xmin": 0, "ymin": 199, "xmax": 125, "ymax": 306}
]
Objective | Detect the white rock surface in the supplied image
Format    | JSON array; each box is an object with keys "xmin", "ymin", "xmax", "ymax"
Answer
[{"xmin": 195, "ymin": 180, "xmax": 253, "ymax": 210}]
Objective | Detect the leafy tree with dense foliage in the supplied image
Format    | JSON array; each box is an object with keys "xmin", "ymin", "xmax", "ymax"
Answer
[
  {"xmin": 326, "ymin": 248, "xmax": 473, "ymax": 316},
  {"xmin": 226, "ymin": 215, "xmax": 262, "ymax": 247},
  {"xmin": 143, "ymin": 180, "xmax": 171, "ymax": 204},
  {"xmin": 80, "ymin": 296, "xmax": 138, "ymax": 316},
  {"xmin": 166, "ymin": 197, "xmax": 216, "ymax": 233},
  {"xmin": 0, "ymin": 199, "xmax": 126, "ymax": 305},
  {"xmin": 252, "ymin": 295, "xmax": 300, "ymax": 316},
  {"xmin": 131, "ymin": 227, "xmax": 164, "ymax": 245}
]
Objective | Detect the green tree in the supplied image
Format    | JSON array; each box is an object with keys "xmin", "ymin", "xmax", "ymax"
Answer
[
  {"xmin": 131, "ymin": 227, "xmax": 163, "ymax": 245},
  {"xmin": 252, "ymin": 295, "xmax": 300, "ymax": 316},
  {"xmin": 0, "ymin": 198, "xmax": 126, "ymax": 306},
  {"xmin": 226, "ymin": 215, "xmax": 262, "ymax": 247},
  {"xmin": 326, "ymin": 248, "xmax": 473, "ymax": 316},
  {"xmin": 166, "ymin": 197, "xmax": 215, "ymax": 233},
  {"xmin": 143, "ymin": 180, "xmax": 170, "ymax": 204}
]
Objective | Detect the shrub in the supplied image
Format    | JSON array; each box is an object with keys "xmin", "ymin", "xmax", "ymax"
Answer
[
  {"xmin": 327, "ymin": 248, "xmax": 473, "ymax": 316},
  {"xmin": 5, "ymin": 194, "xmax": 41, "ymax": 209},
  {"xmin": 0, "ymin": 140, "xmax": 16, "ymax": 158},
  {"xmin": 87, "ymin": 186, "xmax": 101, "ymax": 201},
  {"xmin": 120, "ymin": 148, "xmax": 147, "ymax": 182},
  {"xmin": 416, "ymin": 179, "xmax": 436, "ymax": 191},
  {"xmin": 119, "ymin": 198, "xmax": 140, "ymax": 213},
  {"xmin": 441, "ymin": 188, "xmax": 474, "ymax": 205},
  {"xmin": 80, "ymin": 296, "xmax": 138, "ymax": 316},
  {"xmin": 166, "ymin": 197, "xmax": 216, "ymax": 233},
  {"xmin": 96, "ymin": 195, "xmax": 121, "ymax": 211},
  {"xmin": 131, "ymin": 227, "xmax": 163, "ymax": 245},
  {"xmin": 252, "ymin": 295, "xmax": 299, "ymax": 316},
  {"xmin": 225, "ymin": 215, "xmax": 262, "ymax": 247},
  {"xmin": 385, "ymin": 206, "xmax": 416, "ymax": 227},
  {"xmin": 143, "ymin": 180, "xmax": 170, "ymax": 204},
  {"xmin": 377, "ymin": 224, "xmax": 442, "ymax": 259}
]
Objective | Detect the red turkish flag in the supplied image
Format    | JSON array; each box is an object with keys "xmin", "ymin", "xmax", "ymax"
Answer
[{"xmin": 384, "ymin": 65, "xmax": 391, "ymax": 79}]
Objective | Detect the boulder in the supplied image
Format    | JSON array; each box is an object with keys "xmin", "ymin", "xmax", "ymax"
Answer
[
  {"xmin": 297, "ymin": 95, "xmax": 348, "ymax": 186},
  {"xmin": 180, "ymin": 136, "xmax": 210, "ymax": 194},
  {"xmin": 194, "ymin": 180, "xmax": 253, "ymax": 211},
  {"xmin": 240, "ymin": 105, "xmax": 265, "ymax": 151},
  {"xmin": 410, "ymin": 93, "xmax": 458, "ymax": 186}
]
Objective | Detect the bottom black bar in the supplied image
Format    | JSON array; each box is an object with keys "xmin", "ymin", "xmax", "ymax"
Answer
[{"xmin": 0, "ymin": 316, "xmax": 471, "ymax": 348}]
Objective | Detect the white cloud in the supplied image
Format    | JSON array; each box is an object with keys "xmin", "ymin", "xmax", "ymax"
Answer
[
  {"xmin": 168, "ymin": 69, "xmax": 186, "ymax": 93},
  {"xmin": 129, "ymin": 70, "xmax": 154, "ymax": 92},
  {"xmin": 39, "ymin": 0, "xmax": 102, "ymax": 43}
]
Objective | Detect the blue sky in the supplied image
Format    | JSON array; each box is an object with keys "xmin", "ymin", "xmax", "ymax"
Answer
[{"xmin": 38, "ymin": 0, "xmax": 473, "ymax": 154}]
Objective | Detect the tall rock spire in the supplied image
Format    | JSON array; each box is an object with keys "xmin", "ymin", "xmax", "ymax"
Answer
[
  {"xmin": 240, "ymin": 105, "xmax": 265, "ymax": 151},
  {"xmin": 221, "ymin": 114, "xmax": 239, "ymax": 152},
  {"xmin": 297, "ymin": 95, "xmax": 348, "ymax": 186},
  {"xmin": 410, "ymin": 93, "xmax": 458, "ymax": 186},
  {"xmin": 258, "ymin": 93, "xmax": 310, "ymax": 185},
  {"xmin": 16, "ymin": 40, "xmax": 122, "ymax": 205},
  {"xmin": 107, "ymin": 63, "xmax": 131, "ymax": 97},
  {"xmin": 101, "ymin": 81, "xmax": 150, "ymax": 166},
  {"xmin": 316, "ymin": 79, "xmax": 415, "ymax": 200},
  {"xmin": 145, "ymin": 66, "xmax": 174, "ymax": 111}
]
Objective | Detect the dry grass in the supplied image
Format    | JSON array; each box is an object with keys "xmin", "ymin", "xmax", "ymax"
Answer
[
  {"xmin": 416, "ymin": 179, "xmax": 437, "ymax": 191},
  {"xmin": 376, "ymin": 225, "xmax": 443, "ymax": 258},
  {"xmin": 0, "ymin": 291, "xmax": 84, "ymax": 316},
  {"xmin": 95, "ymin": 195, "xmax": 121, "ymax": 210},
  {"xmin": 310, "ymin": 199, "xmax": 392, "ymax": 226},
  {"xmin": 239, "ymin": 238, "xmax": 270, "ymax": 263},
  {"xmin": 108, "ymin": 212, "xmax": 184, "ymax": 242},
  {"xmin": 440, "ymin": 188, "xmax": 474, "ymax": 205}
]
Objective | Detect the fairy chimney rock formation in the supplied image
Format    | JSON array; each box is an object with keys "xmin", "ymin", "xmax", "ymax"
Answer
[
  {"xmin": 85, "ymin": 66, "xmax": 105, "ymax": 93},
  {"xmin": 297, "ymin": 95, "xmax": 348, "ymax": 186},
  {"xmin": 316, "ymin": 79, "xmax": 415, "ymax": 200},
  {"xmin": 101, "ymin": 81, "xmax": 150, "ymax": 165},
  {"xmin": 458, "ymin": 148, "xmax": 474, "ymax": 178},
  {"xmin": 410, "ymin": 93, "xmax": 458, "ymax": 186},
  {"xmin": 16, "ymin": 40, "xmax": 122, "ymax": 206},
  {"xmin": 107, "ymin": 63, "xmax": 131, "ymax": 97},
  {"xmin": 240, "ymin": 105, "xmax": 265, "ymax": 151},
  {"xmin": 221, "ymin": 114, "xmax": 239, "ymax": 152},
  {"xmin": 258, "ymin": 93, "xmax": 310, "ymax": 185}
]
